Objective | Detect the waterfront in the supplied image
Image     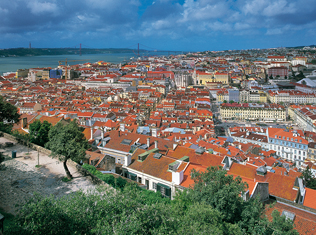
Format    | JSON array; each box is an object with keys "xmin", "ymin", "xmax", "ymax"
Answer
[{"xmin": 0, "ymin": 52, "xmax": 169, "ymax": 75}]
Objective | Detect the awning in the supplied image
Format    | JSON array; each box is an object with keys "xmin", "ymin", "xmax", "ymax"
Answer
[
  {"xmin": 128, "ymin": 172, "xmax": 137, "ymax": 177},
  {"xmin": 157, "ymin": 183, "xmax": 170, "ymax": 189}
]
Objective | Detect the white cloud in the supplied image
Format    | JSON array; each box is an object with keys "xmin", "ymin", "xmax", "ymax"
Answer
[
  {"xmin": 262, "ymin": 0, "xmax": 296, "ymax": 16},
  {"xmin": 27, "ymin": 0, "xmax": 58, "ymax": 15}
]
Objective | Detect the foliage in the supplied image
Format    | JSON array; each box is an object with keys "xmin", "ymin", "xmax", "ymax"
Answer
[
  {"xmin": 296, "ymin": 71, "xmax": 305, "ymax": 80},
  {"xmin": 81, "ymin": 164, "xmax": 167, "ymax": 204},
  {"xmin": 29, "ymin": 120, "xmax": 52, "ymax": 147},
  {"xmin": 269, "ymin": 75, "xmax": 273, "ymax": 80},
  {"xmin": 0, "ymin": 96, "xmax": 20, "ymax": 133},
  {"xmin": 181, "ymin": 166, "xmax": 248, "ymax": 223},
  {"xmin": 0, "ymin": 208, "xmax": 15, "ymax": 234},
  {"xmin": 265, "ymin": 210, "xmax": 299, "ymax": 235},
  {"xmin": 45, "ymin": 120, "xmax": 89, "ymax": 179},
  {"xmin": 0, "ymin": 152, "xmax": 5, "ymax": 170},
  {"xmin": 5, "ymin": 165, "xmax": 299, "ymax": 235},
  {"xmin": 300, "ymin": 166, "xmax": 316, "ymax": 189},
  {"xmin": 11, "ymin": 130, "xmax": 29, "ymax": 141},
  {"xmin": 61, "ymin": 177, "xmax": 72, "ymax": 182}
]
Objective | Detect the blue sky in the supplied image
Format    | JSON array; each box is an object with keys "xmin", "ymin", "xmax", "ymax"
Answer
[{"xmin": 1, "ymin": 0, "xmax": 316, "ymax": 51}]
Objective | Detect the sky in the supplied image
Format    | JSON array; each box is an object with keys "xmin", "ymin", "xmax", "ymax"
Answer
[{"xmin": 1, "ymin": 0, "xmax": 316, "ymax": 51}]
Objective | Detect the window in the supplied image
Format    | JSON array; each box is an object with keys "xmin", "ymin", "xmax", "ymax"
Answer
[
  {"xmin": 153, "ymin": 182, "xmax": 157, "ymax": 190},
  {"xmin": 145, "ymin": 180, "xmax": 149, "ymax": 190}
]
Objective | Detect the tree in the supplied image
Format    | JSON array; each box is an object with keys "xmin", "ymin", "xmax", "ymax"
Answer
[
  {"xmin": 300, "ymin": 166, "xmax": 316, "ymax": 189},
  {"xmin": 183, "ymin": 166, "xmax": 248, "ymax": 223},
  {"xmin": 265, "ymin": 210, "xmax": 299, "ymax": 235},
  {"xmin": 269, "ymin": 75, "xmax": 273, "ymax": 80},
  {"xmin": 45, "ymin": 120, "xmax": 89, "ymax": 179},
  {"xmin": 229, "ymin": 100, "xmax": 234, "ymax": 104},
  {"xmin": 0, "ymin": 152, "xmax": 5, "ymax": 169},
  {"xmin": 0, "ymin": 96, "xmax": 20, "ymax": 133},
  {"xmin": 223, "ymin": 100, "xmax": 227, "ymax": 103},
  {"xmin": 29, "ymin": 120, "xmax": 52, "ymax": 147},
  {"xmin": 6, "ymin": 167, "xmax": 299, "ymax": 235},
  {"xmin": 296, "ymin": 71, "xmax": 305, "ymax": 80}
]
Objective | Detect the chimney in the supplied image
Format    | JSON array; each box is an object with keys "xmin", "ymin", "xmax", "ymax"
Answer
[
  {"xmin": 173, "ymin": 143, "xmax": 178, "ymax": 150},
  {"xmin": 90, "ymin": 127, "xmax": 93, "ymax": 140},
  {"xmin": 147, "ymin": 138, "xmax": 150, "ymax": 147},
  {"xmin": 152, "ymin": 128, "xmax": 157, "ymax": 137},
  {"xmin": 22, "ymin": 117, "xmax": 27, "ymax": 128},
  {"xmin": 101, "ymin": 128, "xmax": 104, "ymax": 139},
  {"xmin": 155, "ymin": 140, "xmax": 158, "ymax": 149},
  {"xmin": 120, "ymin": 123, "xmax": 125, "ymax": 132}
]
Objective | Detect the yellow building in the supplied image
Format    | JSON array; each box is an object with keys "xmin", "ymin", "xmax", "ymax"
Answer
[
  {"xmin": 194, "ymin": 72, "xmax": 213, "ymax": 85},
  {"xmin": 259, "ymin": 91, "xmax": 267, "ymax": 103},
  {"xmin": 214, "ymin": 72, "xmax": 230, "ymax": 84},
  {"xmin": 216, "ymin": 89, "xmax": 229, "ymax": 103},
  {"xmin": 220, "ymin": 103, "xmax": 286, "ymax": 121}
]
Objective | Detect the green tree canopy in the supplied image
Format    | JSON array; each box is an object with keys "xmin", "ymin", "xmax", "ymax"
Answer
[
  {"xmin": 45, "ymin": 120, "xmax": 89, "ymax": 179},
  {"xmin": 300, "ymin": 166, "xmax": 316, "ymax": 189},
  {"xmin": 29, "ymin": 120, "xmax": 52, "ymax": 147},
  {"xmin": 6, "ymin": 166, "xmax": 298, "ymax": 235},
  {"xmin": 0, "ymin": 96, "xmax": 20, "ymax": 133}
]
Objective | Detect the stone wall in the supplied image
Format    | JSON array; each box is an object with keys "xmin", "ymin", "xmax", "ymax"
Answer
[
  {"xmin": 276, "ymin": 196, "xmax": 316, "ymax": 214},
  {"xmin": 75, "ymin": 164, "xmax": 109, "ymax": 186}
]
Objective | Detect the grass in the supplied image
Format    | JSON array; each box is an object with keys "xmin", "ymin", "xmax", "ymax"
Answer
[
  {"xmin": 0, "ymin": 207, "xmax": 15, "ymax": 233},
  {"xmin": 62, "ymin": 177, "xmax": 72, "ymax": 182},
  {"xmin": 35, "ymin": 165, "xmax": 42, "ymax": 168}
]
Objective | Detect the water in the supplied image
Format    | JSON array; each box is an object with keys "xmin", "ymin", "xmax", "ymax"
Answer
[{"xmin": 0, "ymin": 51, "xmax": 170, "ymax": 75}]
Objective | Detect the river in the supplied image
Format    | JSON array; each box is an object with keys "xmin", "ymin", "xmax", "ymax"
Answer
[{"xmin": 0, "ymin": 52, "xmax": 170, "ymax": 75}]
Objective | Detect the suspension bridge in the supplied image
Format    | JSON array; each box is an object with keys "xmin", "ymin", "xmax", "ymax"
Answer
[{"xmin": 64, "ymin": 43, "xmax": 183, "ymax": 57}]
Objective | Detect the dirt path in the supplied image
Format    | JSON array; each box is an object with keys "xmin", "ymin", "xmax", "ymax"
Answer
[{"xmin": 0, "ymin": 137, "xmax": 97, "ymax": 215}]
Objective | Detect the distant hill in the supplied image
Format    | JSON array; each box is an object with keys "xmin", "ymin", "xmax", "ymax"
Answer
[{"xmin": 0, "ymin": 48, "xmax": 149, "ymax": 57}]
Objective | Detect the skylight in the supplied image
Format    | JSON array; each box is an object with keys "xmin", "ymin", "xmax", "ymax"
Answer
[{"xmin": 121, "ymin": 139, "xmax": 132, "ymax": 145}]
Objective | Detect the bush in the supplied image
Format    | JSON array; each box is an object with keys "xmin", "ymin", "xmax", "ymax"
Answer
[{"xmin": 82, "ymin": 164, "xmax": 126, "ymax": 190}]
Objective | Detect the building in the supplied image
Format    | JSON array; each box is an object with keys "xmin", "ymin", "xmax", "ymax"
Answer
[
  {"xmin": 267, "ymin": 128, "xmax": 308, "ymax": 166},
  {"xmin": 214, "ymin": 72, "xmax": 230, "ymax": 84},
  {"xmin": 19, "ymin": 102, "xmax": 42, "ymax": 114},
  {"xmin": 228, "ymin": 89, "xmax": 239, "ymax": 102},
  {"xmin": 307, "ymin": 142, "xmax": 316, "ymax": 162},
  {"xmin": 220, "ymin": 103, "xmax": 286, "ymax": 122},
  {"xmin": 268, "ymin": 67, "xmax": 288, "ymax": 79}
]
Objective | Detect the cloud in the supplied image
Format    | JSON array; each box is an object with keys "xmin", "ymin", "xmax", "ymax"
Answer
[
  {"xmin": 27, "ymin": 0, "xmax": 58, "ymax": 15},
  {"xmin": 0, "ymin": 0, "xmax": 316, "ymax": 50}
]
